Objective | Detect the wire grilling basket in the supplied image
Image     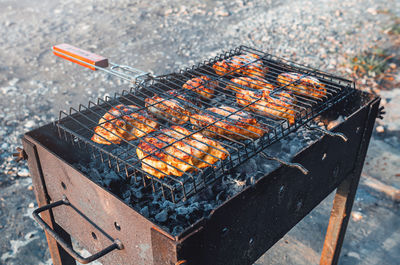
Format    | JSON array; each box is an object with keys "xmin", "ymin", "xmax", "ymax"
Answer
[{"xmin": 54, "ymin": 44, "xmax": 355, "ymax": 202}]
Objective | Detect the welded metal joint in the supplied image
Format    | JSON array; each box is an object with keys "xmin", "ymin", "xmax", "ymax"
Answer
[
  {"xmin": 305, "ymin": 125, "xmax": 348, "ymax": 142},
  {"xmin": 261, "ymin": 152, "xmax": 309, "ymax": 175}
]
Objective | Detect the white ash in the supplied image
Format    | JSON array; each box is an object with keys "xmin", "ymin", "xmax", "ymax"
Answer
[{"xmin": 75, "ymin": 125, "xmax": 324, "ymax": 236}]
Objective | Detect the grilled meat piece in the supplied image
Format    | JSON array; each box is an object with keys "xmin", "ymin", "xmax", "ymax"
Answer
[
  {"xmin": 182, "ymin": 76, "xmax": 218, "ymax": 99},
  {"xmin": 190, "ymin": 105, "xmax": 265, "ymax": 140},
  {"xmin": 229, "ymin": 53, "xmax": 266, "ymax": 78},
  {"xmin": 91, "ymin": 104, "xmax": 158, "ymax": 145},
  {"xmin": 145, "ymin": 90, "xmax": 196, "ymax": 124},
  {"xmin": 213, "ymin": 60, "xmax": 230, "ymax": 76},
  {"xmin": 236, "ymin": 88, "xmax": 297, "ymax": 124},
  {"xmin": 276, "ymin": 72, "xmax": 327, "ymax": 99},
  {"xmin": 212, "ymin": 53, "xmax": 267, "ymax": 78},
  {"xmin": 137, "ymin": 126, "xmax": 228, "ymax": 179},
  {"xmin": 267, "ymin": 91, "xmax": 297, "ymax": 124},
  {"xmin": 236, "ymin": 89, "xmax": 269, "ymax": 114},
  {"xmin": 226, "ymin": 76, "xmax": 275, "ymax": 92}
]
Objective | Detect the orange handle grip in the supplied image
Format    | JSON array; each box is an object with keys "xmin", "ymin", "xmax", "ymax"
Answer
[{"xmin": 52, "ymin": 43, "xmax": 109, "ymax": 70}]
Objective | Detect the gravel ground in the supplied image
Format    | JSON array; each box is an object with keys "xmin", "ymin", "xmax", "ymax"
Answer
[{"xmin": 1, "ymin": 0, "xmax": 399, "ymax": 264}]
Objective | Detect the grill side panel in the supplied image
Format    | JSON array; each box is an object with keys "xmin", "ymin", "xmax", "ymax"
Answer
[
  {"xmin": 25, "ymin": 135, "xmax": 163, "ymax": 265},
  {"xmin": 176, "ymin": 94, "xmax": 380, "ymax": 265}
]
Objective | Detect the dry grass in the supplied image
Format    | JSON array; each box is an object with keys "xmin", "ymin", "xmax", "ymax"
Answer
[
  {"xmin": 350, "ymin": 48, "xmax": 393, "ymax": 78},
  {"xmin": 345, "ymin": 47, "xmax": 398, "ymax": 92}
]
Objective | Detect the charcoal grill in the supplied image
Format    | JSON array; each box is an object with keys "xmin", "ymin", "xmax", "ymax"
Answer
[
  {"xmin": 53, "ymin": 44, "xmax": 355, "ymax": 202},
  {"xmin": 20, "ymin": 44, "xmax": 381, "ymax": 265}
]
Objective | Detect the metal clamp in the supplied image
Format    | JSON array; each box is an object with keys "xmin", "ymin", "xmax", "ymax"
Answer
[
  {"xmin": 110, "ymin": 64, "xmax": 149, "ymax": 83},
  {"xmin": 305, "ymin": 125, "xmax": 348, "ymax": 142},
  {"xmin": 261, "ymin": 152, "xmax": 309, "ymax": 175},
  {"xmin": 33, "ymin": 198, "xmax": 123, "ymax": 264}
]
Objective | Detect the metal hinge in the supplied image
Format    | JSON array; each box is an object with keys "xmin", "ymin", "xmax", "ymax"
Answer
[{"xmin": 377, "ymin": 106, "xmax": 385, "ymax": 120}]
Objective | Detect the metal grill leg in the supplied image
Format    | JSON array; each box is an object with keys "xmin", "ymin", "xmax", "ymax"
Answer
[
  {"xmin": 319, "ymin": 173, "xmax": 360, "ymax": 265},
  {"xmin": 320, "ymin": 98, "xmax": 380, "ymax": 265}
]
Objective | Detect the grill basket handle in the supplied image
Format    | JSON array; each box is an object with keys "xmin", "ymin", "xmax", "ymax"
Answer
[
  {"xmin": 52, "ymin": 43, "xmax": 149, "ymax": 83},
  {"xmin": 52, "ymin": 43, "xmax": 109, "ymax": 71},
  {"xmin": 32, "ymin": 198, "xmax": 123, "ymax": 264}
]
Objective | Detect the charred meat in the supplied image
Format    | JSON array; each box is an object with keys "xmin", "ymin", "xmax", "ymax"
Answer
[
  {"xmin": 182, "ymin": 75, "xmax": 218, "ymax": 99},
  {"xmin": 190, "ymin": 105, "xmax": 265, "ymax": 140},
  {"xmin": 213, "ymin": 53, "xmax": 267, "ymax": 78},
  {"xmin": 137, "ymin": 126, "xmax": 228, "ymax": 178},
  {"xmin": 236, "ymin": 88, "xmax": 297, "ymax": 124},
  {"xmin": 226, "ymin": 76, "xmax": 275, "ymax": 92},
  {"xmin": 276, "ymin": 72, "xmax": 327, "ymax": 99},
  {"xmin": 145, "ymin": 90, "xmax": 197, "ymax": 124},
  {"xmin": 92, "ymin": 104, "xmax": 158, "ymax": 145}
]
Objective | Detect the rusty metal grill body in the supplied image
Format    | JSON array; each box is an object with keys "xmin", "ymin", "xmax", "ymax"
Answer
[
  {"xmin": 24, "ymin": 89, "xmax": 380, "ymax": 265},
  {"xmin": 56, "ymin": 46, "xmax": 355, "ymax": 202}
]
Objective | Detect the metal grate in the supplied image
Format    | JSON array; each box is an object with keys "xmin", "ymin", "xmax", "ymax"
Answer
[{"xmin": 56, "ymin": 45, "xmax": 355, "ymax": 202}]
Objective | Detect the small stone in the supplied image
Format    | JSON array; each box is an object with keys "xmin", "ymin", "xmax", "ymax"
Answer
[
  {"xmin": 376, "ymin": 126, "xmax": 384, "ymax": 133},
  {"xmin": 351, "ymin": 211, "xmax": 363, "ymax": 222},
  {"xmin": 28, "ymin": 202, "xmax": 34, "ymax": 208},
  {"xmin": 1, "ymin": 142, "xmax": 9, "ymax": 150},
  {"xmin": 8, "ymin": 78, "xmax": 19, "ymax": 86},
  {"xmin": 18, "ymin": 168, "xmax": 30, "ymax": 177},
  {"xmin": 155, "ymin": 210, "xmax": 168, "ymax": 223},
  {"xmin": 24, "ymin": 120, "xmax": 36, "ymax": 129},
  {"xmin": 347, "ymin": 251, "xmax": 361, "ymax": 259},
  {"xmin": 215, "ymin": 10, "xmax": 230, "ymax": 17},
  {"xmin": 366, "ymin": 8, "xmax": 377, "ymax": 15},
  {"xmin": 1, "ymin": 86, "xmax": 17, "ymax": 94},
  {"xmin": 4, "ymin": 20, "xmax": 13, "ymax": 27},
  {"xmin": 164, "ymin": 9, "xmax": 173, "ymax": 16},
  {"xmin": 28, "ymin": 185, "xmax": 33, "ymax": 191}
]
